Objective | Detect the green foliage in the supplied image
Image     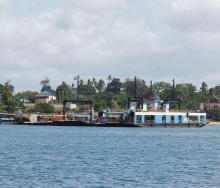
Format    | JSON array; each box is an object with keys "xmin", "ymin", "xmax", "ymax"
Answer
[
  {"xmin": 175, "ymin": 83, "xmax": 200, "ymax": 110},
  {"xmin": 0, "ymin": 81, "xmax": 15, "ymax": 112},
  {"xmin": 96, "ymin": 79, "xmax": 105, "ymax": 93},
  {"xmin": 153, "ymin": 82, "xmax": 172, "ymax": 100},
  {"xmin": 106, "ymin": 78, "xmax": 122, "ymax": 94},
  {"xmin": 77, "ymin": 78, "xmax": 96, "ymax": 96},
  {"xmin": 123, "ymin": 78, "xmax": 148, "ymax": 97},
  {"xmin": 3, "ymin": 76, "xmax": 220, "ymax": 114},
  {"xmin": 56, "ymin": 81, "xmax": 73, "ymax": 103},
  {"xmin": 0, "ymin": 106, "xmax": 6, "ymax": 113},
  {"xmin": 34, "ymin": 103, "xmax": 55, "ymax": 113},
  {"xmin": 79, "ymin": 84, "xmax": 96, "ymax": 95},
  {"xmin": 207, "ymin": 109, "xmax": 220, "ymax": 121},
  {"xmin": 15, "ymin": 91, "xmax": 38, "ymax": 103}
]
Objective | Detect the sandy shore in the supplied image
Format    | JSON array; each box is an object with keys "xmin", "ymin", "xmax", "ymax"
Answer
[{"xmin": 207, "ymin": 121, "xmax": 220, "ymax": 125}]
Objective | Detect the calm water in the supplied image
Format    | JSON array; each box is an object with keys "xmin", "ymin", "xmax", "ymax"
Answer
[{"xmin": 0, "ymin": 125, "xmax": 220, "ymax": 188}]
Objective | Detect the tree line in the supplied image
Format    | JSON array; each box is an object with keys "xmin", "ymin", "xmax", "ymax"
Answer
[{"xmin": 0, "ymin": 76, "xmax": 220, "ymax": 119}]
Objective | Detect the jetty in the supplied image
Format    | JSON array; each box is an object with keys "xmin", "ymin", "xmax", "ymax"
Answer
[{"xmin": 0, "ymin": 113, "xmax": 22, "ymax": 124}]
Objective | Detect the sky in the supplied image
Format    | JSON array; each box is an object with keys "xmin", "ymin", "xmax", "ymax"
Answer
[{"xmin": 0, "ymin": 0, "xmax": 220, "ymax": 92}]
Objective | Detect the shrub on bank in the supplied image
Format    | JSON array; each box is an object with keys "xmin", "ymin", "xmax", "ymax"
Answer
[
  {"xmin": 207, "ymin": 109, "xmax": 220, "ymax": 121},
  {"xmin": 34, "ymin": 103, "xmax": 55, "ymax": 114}
]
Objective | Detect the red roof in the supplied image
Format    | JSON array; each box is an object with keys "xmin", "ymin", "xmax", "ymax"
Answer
[{"xmin": 35, "ymin": 94, "xmax": 49, "ymax": 99}]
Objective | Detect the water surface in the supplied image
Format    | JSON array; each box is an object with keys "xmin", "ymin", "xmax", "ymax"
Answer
[{"xmin": 0, "ymin": 125, "xmax": 220, "ymax": 187}]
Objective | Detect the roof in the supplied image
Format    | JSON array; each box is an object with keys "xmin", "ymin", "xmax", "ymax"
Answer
[
  {"xmin": 41, "ymin": 90, "xmax": 50, "ymax": 95},
  {"xmin": 35, "ymin": 94, "xmax": 49, "ymax": 99},
  {"xmin": 39, "ymin": 90, "xmax": 55, "ymax": 96}
]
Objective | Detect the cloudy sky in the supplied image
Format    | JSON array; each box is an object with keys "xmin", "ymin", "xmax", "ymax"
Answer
[{"xmin": 0, "ymin": 0, "xmax": 220, "ymax": 91}]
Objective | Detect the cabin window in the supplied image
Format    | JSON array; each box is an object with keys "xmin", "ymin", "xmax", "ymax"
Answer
[
  {"xmin": 171, "ymin": 116, "xmax": 174, "ymax": 123},
  {"xmin": 190, "ymin": 116, "xmax": 197, "ymax": 123},
  {"xmin": 155, "ymin": 115, "xmax": 163, "ymax": 124},
  {"xmin": 137, "ymin": 115, "xmax": 142, "ymax": 123},
  {"xmin": 179, "ymin": 116, "xmax": 182, "ymax": 123},
  {"xmin": 162, "ymin": 116, "xmax": 166, "ymax": 123},
  {"xmin": 201, "ymin": 116, "xmax": 205, "ymax": 124},
  {"xmin": 166, "ymin": 115, "xmax": 171, "ymax": 123},
  {"xmin": 145, "ymin": 115, "xmax": 155, "ymax": 123}
]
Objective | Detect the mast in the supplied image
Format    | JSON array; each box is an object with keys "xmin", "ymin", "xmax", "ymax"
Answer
[{"xmin": 74, "ymin": 75, "xmax": 80, "ymax": 101}]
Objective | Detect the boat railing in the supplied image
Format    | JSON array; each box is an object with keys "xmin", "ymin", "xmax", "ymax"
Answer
[{"xmin": 135, "ymin": 109, "xmax": 204, "ymax": 113}]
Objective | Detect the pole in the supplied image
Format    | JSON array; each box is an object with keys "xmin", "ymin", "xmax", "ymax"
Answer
[
  {"xmin": 63, "ymin": 100, "xmax": 66, "ymax": 120},
  {"xmin": 150, "ymin": 80, "xmax": 153, "ymax": 98},
  {"xmin": 77, "ymin": 76, "xmax": 79, "ymax": 101},
  {"xmin": 172, "ymin": 78, "xmax": 175, "ymax": 99},
  {"xmin": 134, "ymin": 76, "xmax": 137, "ymax": 99},
  {"xmin": 74, "ymin": 75, "xmax": 80, "ymax": 102}
]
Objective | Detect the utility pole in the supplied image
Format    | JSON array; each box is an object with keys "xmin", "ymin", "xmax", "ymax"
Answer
[
  {"xmin": 74, "ymin": 75, "xmax": 80, "ymax": 101},
  {"xmin": 172, "ymin": 78, "xmax": 175, "ymax": 99},
  {"xmin": 150, "ymin": 80, "xmax": 153, "ymax": 99},
  {"xmin": 134, "ymin": 76, "xmax": 137, "ymax": 99}
]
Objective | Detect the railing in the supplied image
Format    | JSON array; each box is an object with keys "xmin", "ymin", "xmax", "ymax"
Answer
[{"xmin": 135, "ymin": 109, "xmax": 205, "ymax": 113}]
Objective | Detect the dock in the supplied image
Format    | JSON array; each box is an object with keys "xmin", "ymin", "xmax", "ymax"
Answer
[{"xmin": 0, "ymin": 113, "xmax": 22, "ymax": 124}]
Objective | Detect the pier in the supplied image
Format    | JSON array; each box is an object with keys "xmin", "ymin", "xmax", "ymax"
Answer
[{"xmin": 0, "ymin": 113, "xmax": 21, "ymax": 124}]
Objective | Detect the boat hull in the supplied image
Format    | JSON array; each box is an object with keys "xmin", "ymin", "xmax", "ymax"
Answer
[{"xmin": 18, "ymin": 121, "xmax": 206, "ymax": 128}]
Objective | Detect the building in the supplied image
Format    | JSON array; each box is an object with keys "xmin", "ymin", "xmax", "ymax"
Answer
[
  {"xmin": 35, "ymin": 90, "xmax": 56, "ymax": 104},
  {"xmin": 206, "ymin": 103, "xmax": 220, "ymax": 110}
]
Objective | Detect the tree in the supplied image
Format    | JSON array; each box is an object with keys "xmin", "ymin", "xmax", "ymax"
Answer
[
  {"xmin": 209, "ymin": 88, "xmax": 218, "ymax": 103},
  {"xmin": 79, "ymin": 84, "xmax": 96, "ymax": 95},
  {"xmin": 200, "ymin": 82, "xmax": 209, "ymax": 95},
  {"xmin": 116, "ymin": 92, "xmax": 128, "ymax": 109},
  {"xmin": 123, "ymin": 78, "xmax": 148, "ymax": 97},
  {"xmin": 153, "ymin": 82, "xmax": 172, "ymax": 100},
  {"xmin": 199, "ymin": 82, "xmax": 209, "ymax": 104},
  {"xmin": 56, "ymin": 82, "xmax": 73, "ymax": 103},
  {"xmin": 210, "ymin": 85, "xmax": 220, "ymax": 102},
  {"xmin": 106, "ymin": 78, "xmax": 122, "ymax": 94},
  {"xmin": 0, "ymin": 83, "xmax": 5, "ymax": 105},
  {"xmin": 107, "ymin": 75, "xmax": 112, "ymax": 83},
  {"xmin": 0, "ymin": 81, "xmax": 15, "ymax": 112},
  {"xmin": 77, "ymin": 79, "xmax": 96, "ymax": 95},
  {"xmin": 176, "ymin": 83, "xmax": 199, "ymax": 110},
  {"xmin": 15, "ymin": 91, "xmax": 38, "ymax": 103},
  {"xmin": 87, "ymin": 79, "xmax": 93, "ymax": 86},
  {"xmin": 96, "ymin": 79, "xmax": 105, "ymax": 93},
  {"xmin": 207, "ymin": 109, "xmax": 220, "ymax": 121}
]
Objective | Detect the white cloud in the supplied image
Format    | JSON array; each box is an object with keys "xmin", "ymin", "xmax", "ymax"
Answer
[
  {"xmin": 0, "ymin": 0, "xmax": 220, "ymax": 91},
  {"xmin": 0, "ymin": 0, "xmax": 12, "ymax": 15},
  {"xmin": 68, "ymin": 0, "xmax": 126, "ymax": 10}
]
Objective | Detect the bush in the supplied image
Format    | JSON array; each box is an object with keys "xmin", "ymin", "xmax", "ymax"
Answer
[
  {"xmin": 0, "ymin": 106, "xmax": 6, "ymax": 113},
  {"xmin": 34, "ymin": 103, "xmax": 55, "ymax": 114},
  {"xmin": 207, "ymin": 109, "xmax": 220, "ymax": 121}
]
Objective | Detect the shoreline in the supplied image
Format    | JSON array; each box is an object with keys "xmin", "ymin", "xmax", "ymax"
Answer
[{"xmin": 207, "ymin": 121, "xmax": 220, "ymax": 125}]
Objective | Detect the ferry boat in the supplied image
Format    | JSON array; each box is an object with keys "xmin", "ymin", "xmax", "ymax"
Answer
[
  {"xmin": 23, "ymin": 98, "xmax": 206, "ymax": 128},
  {"xmin": 92, "ymin": 97, "xmax": 206, "ymax": 128}
]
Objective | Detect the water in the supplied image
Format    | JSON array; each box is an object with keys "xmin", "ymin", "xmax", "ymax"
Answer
[{"xmin": 0, "ymin": 125, "xmax": 220, "ymax": 188}]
